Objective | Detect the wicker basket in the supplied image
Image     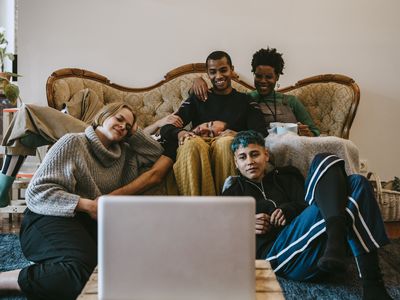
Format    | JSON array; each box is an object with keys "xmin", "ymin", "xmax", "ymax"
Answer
[{"xmin": 367, "ymin": 172, "xmax": 400, "ymax": 222}]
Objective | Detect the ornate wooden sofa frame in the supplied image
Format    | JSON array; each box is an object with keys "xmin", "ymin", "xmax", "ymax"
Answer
[{"xmin": 46, "ymin": 64, "xmax": 360, "ymax": 139}]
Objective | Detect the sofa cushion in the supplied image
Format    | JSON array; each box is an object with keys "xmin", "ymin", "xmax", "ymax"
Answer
[
  {"xmin": 64, "ymin": 88, "xmax": 104, "ymax": 123},
  {"xmin": 285, "ymin": 82, "xmax": 356, "ymax": 137}
]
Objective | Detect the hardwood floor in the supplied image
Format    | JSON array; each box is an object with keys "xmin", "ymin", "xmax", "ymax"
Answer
[
  {"xmin": 0, "ymin": 213, "xmax": 23, "ymax": 234},
  {"xmin": 385, "ymin": 221, "xmax": 400, "ymax": 239}
]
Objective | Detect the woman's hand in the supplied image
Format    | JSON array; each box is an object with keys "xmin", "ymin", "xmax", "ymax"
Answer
[
  {"xmin": 192, "ymin": 77, "xmax": 209, "ymax": 101},
  {"xmin": 270, "ymin": 209, "xmax": 286, "ymax": 227},
  {"xmin": 255, "ymin": 213, "xmax": 272, "ymax": 234},
  {"xmin": 156, "ymin": 114, "xmax": 183, "ymax": 128},
  {"xmin": 297, "ymin": 123, "xmax": 313, "ymax": 137},
  {"xmin": 76, "ymin": 198, "xmax": 98, "ymax": 220},
  {"xmin": 177, "ymin": 130, "xmax": 196, "ymax": 145}
]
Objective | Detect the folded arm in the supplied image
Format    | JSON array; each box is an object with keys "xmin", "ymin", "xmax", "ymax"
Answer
[
  {"xmin": 109, "ymin": 155, "xmax": 173, "ymax": 195},
  {"xmin": 128, "ymin": 128, "xmax": 164, "ymax": 167}
]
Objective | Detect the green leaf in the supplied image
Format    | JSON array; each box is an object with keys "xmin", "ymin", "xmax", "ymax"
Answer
[{"xmin": 4, "ymin": 72, "xmax": 21, "ymax": 77}]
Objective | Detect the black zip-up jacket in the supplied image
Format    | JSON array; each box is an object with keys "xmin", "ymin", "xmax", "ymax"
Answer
[{"xmin": 222, "ymin": 166, "xmax": 307, "ymax": 258}]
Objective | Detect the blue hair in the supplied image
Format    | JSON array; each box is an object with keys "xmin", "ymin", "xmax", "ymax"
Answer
[{"xmin": 231, "ymin": 130, "xmax": 265, "ymax": 153}]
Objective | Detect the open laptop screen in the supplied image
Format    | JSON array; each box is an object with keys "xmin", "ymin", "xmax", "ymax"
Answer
[{"xmin": 98, "ymin": 196, "xmax": 255, "ymax": 300}]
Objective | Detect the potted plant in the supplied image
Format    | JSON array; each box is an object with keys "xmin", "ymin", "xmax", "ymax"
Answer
[
  {"xmin": 0, "ymin": 75, "xmax": 20, "ymax": 105},
  {"xmin": 0, "ymin": 26, "xmax": 20, "ymax": 105}
]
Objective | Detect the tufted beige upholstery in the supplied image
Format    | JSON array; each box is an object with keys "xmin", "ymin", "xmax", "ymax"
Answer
[
  {"xmin": 280, "ymin": 74, "xmax": 360, "ymax": 138},
  {"xmin": 46, "ymin": 65, "xmax": 360, "ymax": 139}
]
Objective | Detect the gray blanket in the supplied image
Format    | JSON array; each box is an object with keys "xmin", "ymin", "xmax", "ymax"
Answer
[{"xmin": 265, "ymin": 133, "xmax": 360, "ymax": 177}]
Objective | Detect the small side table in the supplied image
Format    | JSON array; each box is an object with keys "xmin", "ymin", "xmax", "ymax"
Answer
[
  {"xmin": 0, "ymin": 173, "xmax": 32, "ymax": 222},
  {"xmin": 0, "ymin": 106, "xmax": 18, "ymax": 153},
  {"xmin": 77, "ymin": 260, "xmax": 284, "ymax": 299}
]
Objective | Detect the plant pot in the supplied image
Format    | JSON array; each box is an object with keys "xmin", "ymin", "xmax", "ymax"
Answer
[
  {"xmin": 0, "ymin": 72, "xmax": 19, "ymax": 103},
  {"xmin": 0, "ymin": 72, "xmax": 12, "ymax": 80}
]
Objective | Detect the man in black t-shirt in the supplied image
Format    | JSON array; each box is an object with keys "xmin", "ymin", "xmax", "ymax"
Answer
[{"xmin": 160, "ymin": 50, "xmax": 266, "ymax": 195}]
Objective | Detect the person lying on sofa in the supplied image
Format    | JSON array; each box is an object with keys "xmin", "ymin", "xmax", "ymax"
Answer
[
  {"xmin": 0, "ymin": 103, "xmax": 175, "ymax": 300},
  {"xmin": 192, "ymin": 47, "xmax": 360, "ymax": 176},
  {"xmin": 160, "ymin": 50, "xmax": 266, "ymax": 195},
  {"xmin": 192, "ymin": 47, "xmax": 319, "ymax": 136},
  {"xmin": 0, "ymin": 99, "xmax": 181, "ymax": 207},
  {"xmin": 222, "ymin": 130, "xmax": 392, "ymax": 300}
]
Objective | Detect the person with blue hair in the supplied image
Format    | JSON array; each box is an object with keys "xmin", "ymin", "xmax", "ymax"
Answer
[{"xmin": 222, "ymin": 130, "xmax": 392, "ymax": 300}]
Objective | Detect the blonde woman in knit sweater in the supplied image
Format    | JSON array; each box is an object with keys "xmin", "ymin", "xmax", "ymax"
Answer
[{"xmin": 0, "ymin": 103, "xmax": 166, "ymax": 300}]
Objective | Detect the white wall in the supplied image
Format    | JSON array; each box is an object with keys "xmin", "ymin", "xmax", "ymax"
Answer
[
  {"xmin": 18, "ymin": 0, "xmax": 400, "ymax": 180},
  {"xmin": 0, "ymin": 0, "xmax": 15, "ymax": 72}
]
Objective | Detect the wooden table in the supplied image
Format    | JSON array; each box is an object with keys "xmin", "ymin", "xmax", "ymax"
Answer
[{"xmin": 77, "ymin": 260, "xmax": 284, "ymax": 300}]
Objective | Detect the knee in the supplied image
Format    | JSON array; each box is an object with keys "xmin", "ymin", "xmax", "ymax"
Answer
[
  {"xmin": 180, "ymin": 137, "xmax": 207, "ymax": 151},
  {"xmin": 215, "ymin": 136, "xmax": 233, "ymax": 146},
  {"xmin": 61, "ymin": 259, "xmax": 96, "ymax": 299},
  {"xmin": 317, "ymin": 162, "xmax": 347, "ymax": 188},
  {"xmin": 20, "ymin": 259, "xmax": 96, "ymax": 300},
  {"xmin": 177, "ymin": 137, "xmax": 209, "ymax": 160},
  {"xmin": 308, "ymin": 153, "xmax": 346, "ymax": 179},
  {"xmin": 20, "ymin": 134, "xmax": 50, "ymax": 148},
  {"xmin": 310, "ymin": 153, "xmax": 335, "ymax": 167},
  {"xmin": 213, "ymin": 136, "xmax": 234, "ymax": 151}
]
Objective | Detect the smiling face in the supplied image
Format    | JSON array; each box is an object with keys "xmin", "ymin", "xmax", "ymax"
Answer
[
  {"xmin": 234, "ymin": 143, "xmax": 269, "ymax": 182},
  {"xmin": 96, "ymin": 107, "xmax": 135, "ymax": 147},
  {"xmin": 254, "ymin": 65, "xmax": 279, "ymax": 96},
  {"xmin": 192, "ymin": 120, "xmax": 227, "ymax": 137},
  {"xmin": 206, "ymin": 57, "xmax": 234, "ymax": 95}
]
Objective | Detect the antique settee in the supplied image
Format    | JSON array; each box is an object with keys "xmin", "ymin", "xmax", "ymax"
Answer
[
  {"xmin": 45, "ymin": 64, "xmax": 360, "ymax": 194},
  {"xmin": 46, "ymin": 64, "xmax": 360, "ymax": 139}
]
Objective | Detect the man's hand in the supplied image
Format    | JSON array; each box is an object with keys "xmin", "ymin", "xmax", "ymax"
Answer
[
  {"xmin": 177, "ymin": 130, "xmax": 196, "ymax": 145},
  {"xmin": 297, "ymin": 123, "xmax": 313, "ymax": 137},
  {"xmin": 192, "ymin": 77, "xmax": 209, "ymax": 101},
  {"xmin": 156, "ymin": 114, "xmax": 183, "ymax": 129},
  {"xmin": 270, "ymin": 209, "xmax": 286, "ymax": 227},
  {"xmin": 255, "ymin": 213, "xmax": 272, "ymax": 234}
]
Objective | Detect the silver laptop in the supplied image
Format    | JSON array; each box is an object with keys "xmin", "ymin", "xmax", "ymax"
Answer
[{"xmin": 98, "ymin": 196, "xmax": 255, "ymax": 300}]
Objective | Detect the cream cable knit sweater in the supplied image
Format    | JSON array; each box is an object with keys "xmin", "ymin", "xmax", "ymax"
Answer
[{"xmin": 26, "ymin": 126, "xmax": 163, "ymax": 217}]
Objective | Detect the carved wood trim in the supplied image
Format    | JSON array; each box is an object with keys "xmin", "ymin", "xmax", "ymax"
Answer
[{"xmin": 164, "ymin": 63, "xmax": 207, "ymax": 80}]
